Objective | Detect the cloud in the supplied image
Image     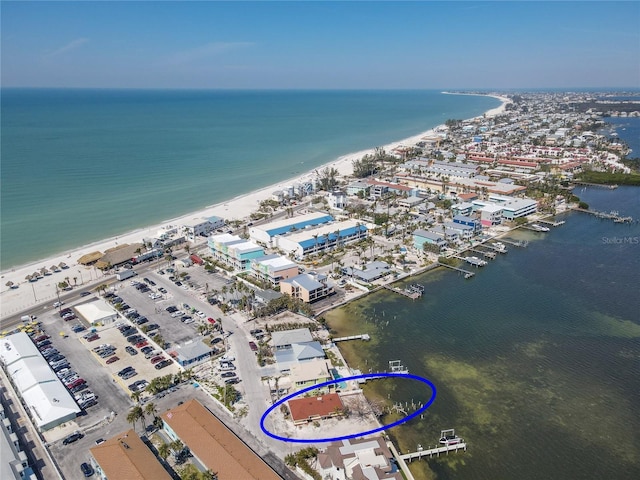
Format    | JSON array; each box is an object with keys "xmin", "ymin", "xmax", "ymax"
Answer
[
  {"xmin": 47, "ymin": 38, "xmax": 89, "ymax": 57},
  {"xmin": 163, "ymin": 41, "xmax": 254, "ymax": 66}
]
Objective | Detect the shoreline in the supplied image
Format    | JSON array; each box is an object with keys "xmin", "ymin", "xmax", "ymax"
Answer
[{"xmin": 0, "ymin": 94, "xmax": 506, "ymax": 320}]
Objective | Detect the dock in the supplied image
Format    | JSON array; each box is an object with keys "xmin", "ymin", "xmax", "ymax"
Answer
[
  {"xmin": 468, "ymin": 248, "xmax": 496, "ymax": 259},
  {"xmin": 437, "ymin": 262, "xmax": 475, "ymax": 278},
  {"xmin": 384, "ymin": 283, "xmax": 423, "ymax": 299},
  {"xmin": 498, "ymin": 238, "xmax": 529, "ymax": 248},
  {"xmin": 571, "ymin": 207, "xmax": 634, "ymax": 223},
  {"xmin": 401, "ymin": 442, "xmax": 467, "ymax": 461},
  {"xmin": 572, "ymin": 181, "xmax": 618, "ymax": 189},
  {"xmin": 333, "ymin": 333, "xmax": 370, "ymax": 342},
  {"xmin": 537, "ymin": 219, "xmax": 566, "ymax": 227}
]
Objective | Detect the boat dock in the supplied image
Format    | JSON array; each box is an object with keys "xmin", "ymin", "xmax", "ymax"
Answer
[
  {"xmin": 384, "ymin": 283, "xmax": 423, "ymax": 299},
  {"xmin": 333, "ymin": 333, "xmax": 370, "ymax": 342},
  {"xmin": 468, "ymin": 248, "xmax": 496, "ymax": 259},
  {"xmin": 572, "ymin": 207, "xmax": 634, "ymax": 223},
  {"xmin": 498, "ymin": 238, "xmax": 529, "ymax": 248},
  {"xmin": 401, "ymin": 442, "xmax": 467, "ymax": 461},
  {"xmin": 537, "ymin": 219, "xmax": 566, "ymax": 227},
  {"xmin": 437, "ymin": 262, "xmax": 475, "ymax": 278},
  {"xmin": 572, "ymin": 181, "xmax": 618, "ymax": 189}
]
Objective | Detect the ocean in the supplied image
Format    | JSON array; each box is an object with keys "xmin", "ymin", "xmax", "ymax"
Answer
[
  {"xmin": 325, "ymin": 184, "xmax": 640, "ymax": 480},
  {"xmin": 0, "ymin": 89, "xmax": 498, "ymax": 270}
]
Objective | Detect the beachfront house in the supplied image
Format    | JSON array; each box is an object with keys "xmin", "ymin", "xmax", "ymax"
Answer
[
  {"xmin": 326, "ymin": 190, "xmax": 348, "ymax": 210},
  {"xmin": 341, "ymin": 261, "xmax": 394, "ymax": 283},
  {"xmin": 272, "ymin": 328, "xmax": 326, "ymax": 372},
  {"xmin": 250, "ymin": 254, "xmax": 299, "ymax": 287},
  {"xmin": 182, "ymin": 215, "xmax": 225, "ymax": 242}
]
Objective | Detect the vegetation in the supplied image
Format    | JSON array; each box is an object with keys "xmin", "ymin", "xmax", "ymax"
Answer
[
  {"xmin": 255, "ymin": 295, "xmax": 314, "ymax": 318},
  {"xmin": 578, "ymin": 201, "xmax": 590, "ymax": 210},
  {"xmin": 177, "ymin": 464, "xmax": 217, "ymax": 480},
  {"xmin": 575, "ymin": 171, "xmax": 640, "ymax": 186},
  {"xmin": 285, "ymin": 447, "xmax": 321, "ymax": 480},
  {"xmin": 438, "ymin": 256, "xmax": 457, "ymax": 266}
]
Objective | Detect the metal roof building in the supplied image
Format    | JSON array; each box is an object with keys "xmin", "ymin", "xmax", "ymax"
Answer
[
  {"xmin": 249, "ymin": 212, "xmax": 334, "ymax": 245},
  {"xmin": 0, "ymin": 332, "xmax": 80, "ymax": 431}
]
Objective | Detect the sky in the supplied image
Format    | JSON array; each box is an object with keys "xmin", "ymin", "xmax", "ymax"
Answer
[{"xmin": 1, "ymin": 1, "xmax": 639, "ymax": 90}]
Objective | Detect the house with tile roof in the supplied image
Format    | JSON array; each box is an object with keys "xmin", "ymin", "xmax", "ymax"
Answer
[{"xmin": 287, "ymin": 393, "xmax": 345, "ymax": 426}]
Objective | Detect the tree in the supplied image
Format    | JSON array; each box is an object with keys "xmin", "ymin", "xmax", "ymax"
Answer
[
  {"xmin": 126, "ymin": 406, "xmax": 143, "ymax": 432},
  {"xmin": 158, "ymin": 442, "xmax": 171, "ymax": 460}
]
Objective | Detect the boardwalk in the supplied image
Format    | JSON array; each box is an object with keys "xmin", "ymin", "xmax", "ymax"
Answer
[
  {"xmin": 437, "ymin": 262, "xmax": 475, "ymax": 278},
  {"xmin": 571, "ymin": 207, "xmax": 634, "ymax": 223}
]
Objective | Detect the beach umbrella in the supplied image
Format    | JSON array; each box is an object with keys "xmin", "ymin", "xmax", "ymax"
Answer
[
  {"xmin": 6, "ymin": 281, "xmax": 14, "ymax": 288},
  {"xmin": 59, "ymin": 262, "xmax": 67, "ymax": 268},
  {"xmin": 51, "ymin": 265, "xmax": 59, "ymax": 272}
]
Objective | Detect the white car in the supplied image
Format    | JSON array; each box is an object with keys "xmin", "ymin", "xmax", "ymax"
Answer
[
  {"xmin": 171, "ymin": 311, "xmax": 184, "ymax": 318},
  {"xmin": 196, "ymin": 311, "xmax": 206, "ymax": 318},
  {"xmin": 53, "ymin": 301, "xmax": 64, "ymax": 308},
  {"xmin": 220, "ymin": 354, "xmax": 235, "ymax": 362},
  {"xmin": 183, "ymin": 317, "xmax": 195, "ymax": 324}
]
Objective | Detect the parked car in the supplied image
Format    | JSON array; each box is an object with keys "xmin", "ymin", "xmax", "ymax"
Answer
[
  {"xmin": 155, "ymin": 359, "xmax": 173, "ymax": 370},
  {"xmin": 249, "ymin": 341, "xmax": 258, "ymax": 352},
  {"xmin": 125, "ymin": 346, "xmax": 138, "ymax": 355},
  {"xmin": 150, "ymin": 355, "xmax": 165, "ymax": 364},
  {"xmin": 221, "ymin": 371, "xmax": 236, "ymax": 378},
  {"xmin": 121, "ymin": 370, "xmax": 137, "ymax": 380},
  {"xmin": 117, "ymin": 367, "xmax": 134, "ymax": 377},
  {"xmin": 86, "ymin": 334, "xmax": 100, "ymax": 342},
  {"xmin": 135, "ymin": 340, "xmax": 148, "ymax": 349},
  {"xmin": 62, "ymin": 432, "xmax": 83, "ymax": 445},
  {"xmin": 146, "ymin": 324, "xmax": 159, "ymax": 331},
  {"xmin": 106, "ymin": 356, "xmax": 120, "ymax": 364}
]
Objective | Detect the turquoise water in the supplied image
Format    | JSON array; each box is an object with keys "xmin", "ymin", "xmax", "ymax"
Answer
[
  {"xmin": 326, "ymin": 185, "xmax": 640, "ymax": 480},
  {"xmin": 0, "ymin": 89, "xmax": 498, "ymax": 269}
]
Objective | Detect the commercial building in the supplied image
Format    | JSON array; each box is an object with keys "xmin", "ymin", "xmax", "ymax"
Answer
[
  {"xmin": 171, "ymin": 340, "xmax": 214, "ymax": 367},
  {"xmin": 275, "ymin": 220, "xmax": 367, "ymax": 259},
  {"xmin": 89, "ymin": 429, "xmax": 171, "ymax": 480},
  {"xmin": 75, "ymin": 299, "xmax": 118, "ymax": 326},
  {"xmin": 249, "ymin": 212, "xmax": 334, "ymax": 247},
  {"xmin": 0, "ymin": 332, "xmax": 79, "ymax": 431},
  {"xmin": 250, "ymin": 254, "xmax": 299, "ymax": 287},
  {"xmin": 161, "ymin": 399, "xmax": 281, "ymax": 480},
  {"xmin": 208, "ymin": 234, "xmax": 265, "ymax": 271}
]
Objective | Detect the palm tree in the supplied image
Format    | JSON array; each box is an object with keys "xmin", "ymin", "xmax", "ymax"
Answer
[
  {"xmin": 144, "ymin": 402, "xmax": 158, "ymax": 424},
  {"xmin": 170, "ymin": 439, "xmax": 185, "ymax": 456},
  {"xmin": 131, "ymin": 390, "xmax": 142, "ymax": 404},
  {"xmin": 158, "ymin": 442, "xmax": 171, "ymax": 460},
  {"xmin": 126, "ymin": 406, "xmax": 143, "ymax": 432}
]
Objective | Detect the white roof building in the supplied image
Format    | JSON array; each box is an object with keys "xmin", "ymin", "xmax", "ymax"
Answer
[
  {"xmin": 0, "ymin": 332, "xmax": 80, "ymax": 431},
  {"xmin": 75, "ymin": 299, "xmax": 118, "ymax": 326}
]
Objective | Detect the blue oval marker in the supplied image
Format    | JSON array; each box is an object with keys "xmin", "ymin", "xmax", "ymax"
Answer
[{"xmin": 260, "ymin": 372, "xmax": 436, "ymax": 443}]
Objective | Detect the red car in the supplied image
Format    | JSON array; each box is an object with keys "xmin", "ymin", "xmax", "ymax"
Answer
[
  {"xmin": 106, "ymin": 356, "xmax": 120, "ymax": 364},
  {"xmin": 150, "ymin": 355, "xmax": 165, "ymax": 364},
  {"xmin": 135, "ymin": 341, "xmax": 148, "ymax": 349},
  {"xmin": 249, "ymin": 341, "xmax": 258, "ymax": 352},
  {"xmin": 86, "ymin": 334, "xmax": 100, "ymax": 342}
]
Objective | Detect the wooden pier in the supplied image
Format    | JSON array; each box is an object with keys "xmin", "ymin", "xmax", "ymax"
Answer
[
  {"xmin": 384, "ymin": 284, "xmax": 423, "ymax": 300},
  {"xmin": 571, "ymin": 207, "xmax": 634, "ymax": 223},
  {"xmin": 498, "ymin": 238, "xmax": 529, "ymax": 248},
  {"xmin": 437, "ymin": 262, "xmax": 475, "ymax": 278},
  {"xmin": 333, "ymin": 333, "xmax": 370, "ymax": 342},
  {"xmin": 468, "ymin": 248, "xmax": 496, "ymax": 259},
  {"xmin": 537, "ymin": 219, "xmax": 566, "ymax": 227},
  {"xmin": 572, "ymin": 181, "xmax": 618, "ymax": 189},
  {"xmin": 401, "ymin": 442, "xmax": 467, "ymax": 461}
]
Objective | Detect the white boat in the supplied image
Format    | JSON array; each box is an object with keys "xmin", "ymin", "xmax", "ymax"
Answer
[
  {"xmin": 530, "ymin": 224, "xmax": 550, "ymax": 232},
  {"xmin": 492, "ymin": 242, "xmax": 507, "ymax": 253},
  {"xmin": 464, "ymin": 256, "xmax": 487, "ymax": 267}
]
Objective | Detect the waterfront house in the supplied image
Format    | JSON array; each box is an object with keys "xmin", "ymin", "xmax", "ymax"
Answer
[
  {"xmin": 290, "ymin": 358, "xmax": 333, "ymax": 393},
  {"xmin": 453, "ymin": 214, "xmax": 482, "ymax": 233},
  {"xmin": 182, "ymin": 215, "xmax": 225, "ymax": 242},
  {"xmin": 342, "ymin": 261, "xmax": 394, "ymax": 283},
  {"xmin": 327, "ymin": 190, "xmax": 348, "ymax": 210},
  {"xmin": 287, "ymin": 393, "xmax": 344, "ymax": 426},
  {"xmin": 346, "ymin": 179, "xmax": 371, "ymax": 196},
  {"xmin": 317, "ymin": 435, "xmax": 402, "ymax": 480},
  {"xmin": 272, "ymin": 328, "xmax": 326, "ymax": 372},
  {"xmin": 413, "ymin": 229, "xmax": 448, "ymax": 252},
  {"xmin": 280, "ymin": 272, "xmax": 333, "ymax": 303}
]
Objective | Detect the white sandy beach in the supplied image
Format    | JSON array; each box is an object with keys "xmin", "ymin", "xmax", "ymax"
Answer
[{"xmin": 0, "ymin": 95, "xmax": 507, "ymax": 321}]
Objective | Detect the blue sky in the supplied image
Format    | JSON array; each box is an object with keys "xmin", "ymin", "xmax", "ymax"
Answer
[{"xmin": 2, "ymin": 1, "xmax": 639, "ymax": 89}]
